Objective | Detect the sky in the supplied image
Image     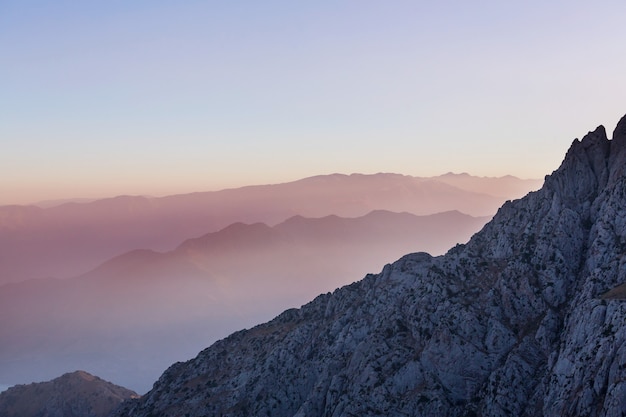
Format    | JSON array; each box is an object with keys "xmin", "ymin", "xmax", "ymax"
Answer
[{"xmin": 1, "ymin": 1, "xmax": 626, "ymax": 205}]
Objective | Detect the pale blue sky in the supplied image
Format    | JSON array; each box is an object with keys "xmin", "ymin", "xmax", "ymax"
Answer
[{"xmin": 1, "ymin": 1, "xmax": 625, "ymax": 204}]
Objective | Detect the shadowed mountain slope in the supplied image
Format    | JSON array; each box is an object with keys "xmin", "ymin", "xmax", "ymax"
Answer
[{"xmin": 113, "ymin": 115, "xmax": 626, "ymax": 416}]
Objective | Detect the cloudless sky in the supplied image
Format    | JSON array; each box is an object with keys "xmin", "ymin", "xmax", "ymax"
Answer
[{"xmin": 1, "ymin": 1, "xmax": 626, "ymax": 204}]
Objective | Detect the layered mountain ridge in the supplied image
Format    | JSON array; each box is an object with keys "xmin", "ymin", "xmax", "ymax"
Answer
[
  {"xmin": 0, "ymin": 173, "xmax": 540, "ymax": 284},
  {"xmin": 113, "ymin": 114, "xmax": 626, "ymax": 416},
  {"xmin": 0, "ymin": 210, "xmax": 487, "ymax": 393}
]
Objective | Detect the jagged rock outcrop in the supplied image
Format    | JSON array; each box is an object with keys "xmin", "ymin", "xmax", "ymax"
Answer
[
  {"xmin": 0, "ymin": 370, "xmax": 138, "ymax": 417},
  {"xmin": 113, "ymin": 115, "xmax": 626, "ymax": 417}
]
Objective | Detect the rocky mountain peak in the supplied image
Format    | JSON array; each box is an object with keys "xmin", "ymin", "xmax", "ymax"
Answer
[
  {"xmin": 0, "ymin": 370, "xmax": 137, "ymax": 417},
  {"xmin": 612, "ymin": 113, "xmax": 626, "ymax": 143},
  {"xmin": 112, "ymin": 114, "xmax": 626, "ymax": 417},
  {"xmin": 609, "ymin": 114, "xmax": 626, "ymax": 183},
  {"xmin": 545, "ymin": 124, "xmax": 610, "ymax": 208}
]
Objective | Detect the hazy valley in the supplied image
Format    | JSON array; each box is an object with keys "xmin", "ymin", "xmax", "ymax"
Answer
[{"xmin": 0, "ymin": 173, "xmax": 539, "ymax": 394}]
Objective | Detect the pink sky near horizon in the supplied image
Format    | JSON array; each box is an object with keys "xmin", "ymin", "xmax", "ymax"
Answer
[{"xmin": 2, "ymin": 1, "xmax": 626, "ymax": 206}]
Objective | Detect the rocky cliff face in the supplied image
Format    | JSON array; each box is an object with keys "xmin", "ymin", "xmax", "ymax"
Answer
[
  {"xmin": 113, "ymin": 115, "xmax": 626, "ymax": 417},
  {"xmin": 0, "ymin": 370, "xmax": 138, "ymax": 417}
]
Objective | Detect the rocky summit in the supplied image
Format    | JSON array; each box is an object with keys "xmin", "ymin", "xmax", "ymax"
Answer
[
  {"xmin": 0, "ymin": 370, "xmax": 138, "ymax": 417},
  {"xmin": 113, "ymin": 115, "xmax": 626, "ymax": 417}
]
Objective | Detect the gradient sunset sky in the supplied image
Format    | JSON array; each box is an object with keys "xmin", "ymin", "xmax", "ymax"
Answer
[{"xmin": 2, "ymin": 1, "xmax": 626, "ymax": 205}]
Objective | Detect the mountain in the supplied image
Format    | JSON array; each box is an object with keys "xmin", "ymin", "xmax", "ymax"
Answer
[
  {"xmin": 0, "ymin": 210, "xmax": 487, "ymax": 393},
  {"xmin": 0, "ymin": 371, "xmax": 137, "ymax": 417},
  {"xmin": 433, "ymin": 172, "xmax": 543, "ymax": 199},
  {"xmin": 112, "ymin": 115, "xmax": 626, "ymax": 417},
  {"xmin": 0, "ymin": 173, "xmax": 540, "ymax": 284}
]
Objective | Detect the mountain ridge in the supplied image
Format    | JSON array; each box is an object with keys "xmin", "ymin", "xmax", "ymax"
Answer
[
  {"xmin": 112, "ymin": 115, "xmax": 626, "ymax": 416},
  {"xmin": 0, "ymin": 173, "xmax": 540, "ymax": 284}
]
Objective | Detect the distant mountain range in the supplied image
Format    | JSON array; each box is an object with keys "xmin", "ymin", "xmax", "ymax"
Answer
[
  {"xmin": 0, "ymin": 370, "xmax": 137, "ymax": 417},
  {"xmin": 0, "ymin": 173, "xmax": 541, "ymax": 284},
  {"xmin": 0, "ymin": 209, "xmax": 487, "ymax": 393}
]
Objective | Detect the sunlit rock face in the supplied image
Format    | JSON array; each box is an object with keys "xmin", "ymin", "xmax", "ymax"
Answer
[{"xmin": 113, "ymin": 115, "xmax": 626, "ymax": 417}]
